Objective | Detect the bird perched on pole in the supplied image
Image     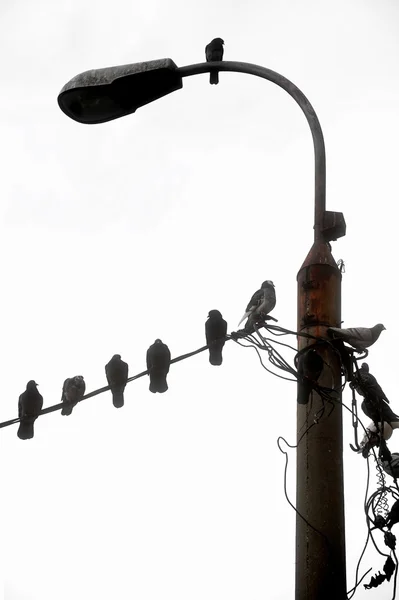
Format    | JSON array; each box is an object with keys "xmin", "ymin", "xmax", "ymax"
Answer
[
  {"xmin": 105, "ymin": 354, "xmax": 129, "ymax": 408},
  {"xmin": 238, "ymin": 280, "xmax": 276, "ymax": 329},
  {"xmin": 296, "ymin": 348, "xmax": 324, "ymax": 405},
  {"xmin": 17, "ymin": 380, "xmax": 43, "ymax": 440},
  {"xmin": 205, "ymin": 37, "xmax": 224, "ymax": 85},
  {"xmin": 205, "ymin": 310, "xmax": 227, "ymax": 366},
  {"xmin": 146, "ymin": 339, "xmax": 171, "ymax": 393},
  {"xmin": 326, "ymin": 323, "xmax": 385, "ymax": 351},
  {"xmin": 61, "ymin": 375, "xmax": 86, "ymax": 416},
  {"xmin": 351, "ymin": 363, "xmax": 399, "ymax": 426},
  {"xmin": 362, "ymin": 396, "xmax": 399, "ymax": 428},
  {"xmin": 351, "ymin": 363, "xmax": 389, "ymax": 403}
]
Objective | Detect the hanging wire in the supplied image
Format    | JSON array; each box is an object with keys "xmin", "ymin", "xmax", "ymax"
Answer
[
  {"xmin": 347, "ymin": 454, "xmax": 372, "ymax": 599},
  {"xmin": 339, "ymin": 395, "xmax": 399, "ymax": 598},
  {"xmin": 375, "ymin": 459, "xmax": 390, "ymax": 518},
  {"xmin": 232, "ymin": 338, "xmax": 297, "ymax": 382},
  {"xmin": 277, "ymin": 434, "xmax": 331, "ymax": 548},
  {"xmin": 3, "ymin": 313, "xmax": 397, "ymax": 596}
]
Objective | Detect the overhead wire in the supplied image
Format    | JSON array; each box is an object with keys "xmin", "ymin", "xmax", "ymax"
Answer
[
  {"xmin": 346, "ymin": 454, "xmax": 372, "ymax": 599},
  {"xmin": 341, "ymin": 394, "xmax": 399, "ymax": 598},
  {"xmin": 2, "ymin": 315, "xmax": 397, "ymax": 595}
]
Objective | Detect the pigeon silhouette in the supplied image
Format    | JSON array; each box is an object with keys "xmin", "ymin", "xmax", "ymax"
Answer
[
  {"xmin": 205, "ymin": 310, "xmax": 227, "ymax": 366},
  {"xmin": 296, "ymin": 348, "xmax": 324, "ymax": 405},
  {"xmin": 61, "ymin": 375, "xmax": 86, "ymax": 416},
  {"xmin": 351, "ymin": 368, "xmax": 395, "ymax": 423},
  {"xmin": 238, "ymin": 280, "xmax": 276, "ymax": 329},
  {"xmin": 17, "ymin": 380, "xmax": 43, "ymax": 440},
  {"xmin": 205, "ymin": 37, "xmax": 224, "ymax": 84},
  {"xmin": 146, "ymin": 339, "xmax": 171, "ymax": 393},
  {"xmin": 351, "ymin": 363, "xmax": 389, "ymax": 403},
  {"xmin": 362, "ymin": 396, "xmax": 399, "ymax": 427},
  {"xmin": 326, "ymin": 323, "xmax": 385, "ymax": 351},
  {"xmin": 105, "ymin": 354, "xmax": 129, "ymax": 408},
  {"xmin": 350, "ymin": 362, "xmax": 398, "ymax": 425}
]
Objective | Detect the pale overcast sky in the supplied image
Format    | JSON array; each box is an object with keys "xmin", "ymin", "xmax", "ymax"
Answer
[{"xmin": 1, "ymin": 0, "xmax": 399, "ymax": 599}]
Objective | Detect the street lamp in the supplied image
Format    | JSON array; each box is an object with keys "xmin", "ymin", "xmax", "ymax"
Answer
[{"xmin": 58, "ymin": 57, "xmax": 347, "ymax": 599}]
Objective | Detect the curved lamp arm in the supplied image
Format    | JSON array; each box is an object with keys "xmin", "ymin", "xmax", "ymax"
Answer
[
  {"xmin": 58, "ymin": 58, "xmax": 344, "ymax": 243},
  {"xmin": 178, "ymin": 61, "xmax": 326, "ymax": 242}
]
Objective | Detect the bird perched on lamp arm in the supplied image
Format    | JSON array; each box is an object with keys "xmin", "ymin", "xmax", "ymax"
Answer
[{"xmin": 205, "ymin": 38, "xmax": 224, "ymax": 85}]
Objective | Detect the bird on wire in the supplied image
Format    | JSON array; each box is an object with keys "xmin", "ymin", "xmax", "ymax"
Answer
[
  {"xmin": 238, "ymin": 280, "xmax": 276, "ymax": 330},
  {"xmin": 296, "ymin": 348, "xmax": 324, "ymax": 405},
  {"xmin": 351, "ymin": 362, "xmax": 389, "ymax": 403},
  {"xmin": 326, "ymin": 323, "xmax": 385, "ymax": 351},
  {"xmin": 205, "ymin": 37, "xmax": 224, "ymax": 85},
  {"xmin": 61, "ymin": 375, "xmax": 86, "ymax": 416},
  {"xmin": 105, "ymin": 354, "xmax": 129, "ymax": 408},
  {"xmin": 205, "ymin": 310, "xmax": 227, "ymax": 366},
  {"xmin": 146, "ymin": 339, "xmax": 171, "ymax": 393},
  {"xmin": 351, "ymin": 363, "xmax": 399, "ymax": 426},
  {"xmin": 17, "ymin": 380, "xmax": 43, "ymax": 440}
]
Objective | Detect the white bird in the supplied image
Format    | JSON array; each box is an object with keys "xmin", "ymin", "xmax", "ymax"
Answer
[
  {"xmin": 358, "ymin": 420, "xmax": 394, "ymax": 457},
  {"xmin": 238, "ymin": 280, "xmax": 276, "ymax": 328}
]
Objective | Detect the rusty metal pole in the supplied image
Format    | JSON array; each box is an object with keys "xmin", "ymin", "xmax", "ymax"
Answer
[
  {"xmin": 175, "ymin": 62, "xmax": 348, "ymax": 599},
  {"xmin": 296, "ymin": 242, "xmax": 346, "ymax": 599},
  {"xmin": 58, "ymin": 58, "xmax": 347, "ymax": 598}
]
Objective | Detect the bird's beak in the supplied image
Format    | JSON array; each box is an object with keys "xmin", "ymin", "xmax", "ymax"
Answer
[{"xmin": 383, "ymin": 326, "xmax": 386, "ymax": 330}]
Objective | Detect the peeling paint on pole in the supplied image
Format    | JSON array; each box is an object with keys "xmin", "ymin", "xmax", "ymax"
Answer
[{"xmin": 296, "ymin": 240, "xmax": 346, "ymax": 600}]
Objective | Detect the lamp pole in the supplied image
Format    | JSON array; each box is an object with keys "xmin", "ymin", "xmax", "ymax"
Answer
[{"xmin": 59, "ymin": 58, "xmax": 347, "ymax": 599}]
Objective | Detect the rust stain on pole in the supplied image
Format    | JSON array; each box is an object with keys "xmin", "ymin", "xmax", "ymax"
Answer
[{"xmin": 296, "ymin": 240, "xmax": 346, "ymax": 600}]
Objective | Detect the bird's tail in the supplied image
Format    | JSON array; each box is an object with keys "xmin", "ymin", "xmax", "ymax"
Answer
[
  {"xmin": 61, "ymin": 403, "xmax": 74, "ymax": 416},
  {"xmin": 209, "ymin": 347, "xmax": 223, "ymax": 366},
  {"xmin": 17, "ymin": 418, "xmax": 35, "ymax": 440},
  {"xmin": 237, "ymin": 311, "xmax": 250, "ymax": 327},
  {"xmin": 112, "ymin": 391, "xmax": 124, "ymax": 409},
  {"xmin": 210, "ymin": 70, "xmax": 219, "ymax": 85},
  {"xmin": 149, "ymin": 373, "xmax": 168, "ymax": 394}
]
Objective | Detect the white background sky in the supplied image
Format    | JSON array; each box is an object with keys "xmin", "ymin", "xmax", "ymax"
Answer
[{"xmin": 1, "ymin": 0, "xmax": 399, "ymax": 598}]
